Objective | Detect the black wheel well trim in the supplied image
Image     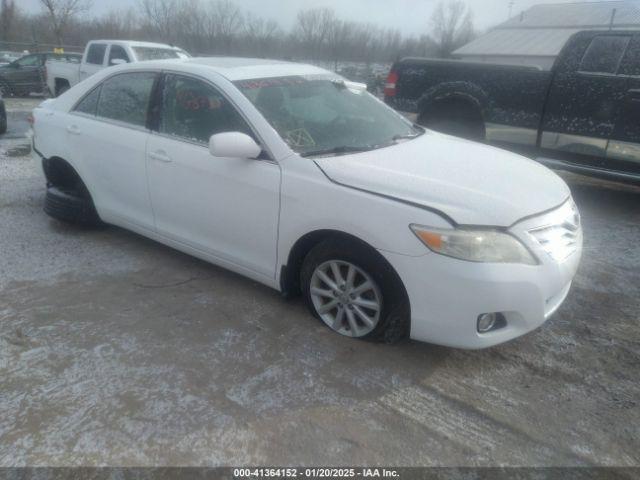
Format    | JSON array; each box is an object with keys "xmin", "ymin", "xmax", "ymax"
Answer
[
  {"xmin": 41, "ymin": 155, "xmax": 91, "ymax": 197},
  {"xmin": 279, "ymin": 229, "xmax": 411, "ymax": 309},
  {"xmin": 417, "ymin": 82, "xmax": 489, "ymax": 123}
]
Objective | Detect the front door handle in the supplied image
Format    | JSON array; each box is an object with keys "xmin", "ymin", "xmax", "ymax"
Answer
[
  {"xmin": 628, "ymin": 89, "xmax": 640, "ymax": 103},
  {"xmin": 66, "ymin": 125, "xmax": 81, "ymax": 135},
  {"xmin": 149, "ymin": 150, "xmax": 172, "ymax": 163}
]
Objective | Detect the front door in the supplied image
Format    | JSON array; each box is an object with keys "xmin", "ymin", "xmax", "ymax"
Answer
[
  {"xmin": 146, "ymin": 73, "xmax": 281, "ymax": 279},
  {"xmin": 5, "ymin": 54, "xmax": 44, "ymax": 95},
  {"xmin": 607, "ymin": 35, "xmax": 640, "ymax": 175},
  {"xmin": 80, "ymin": 43, "xmax": 107, "ymax": 81},
  {"xmin": 541, "ymin": 34, "xmax": 632, "ymax": 169}
]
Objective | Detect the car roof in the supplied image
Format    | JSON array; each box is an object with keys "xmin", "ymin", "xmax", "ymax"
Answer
[
  {"xmin": 124, "ymin": 56, "xmax": 332, "ymax": 81},
  {"xmin": 90, "ymin": 40, "xmax": 183, "ymax": 50}
]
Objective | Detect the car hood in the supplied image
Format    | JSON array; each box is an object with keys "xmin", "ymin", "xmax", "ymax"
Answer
[{"xmin": 314, "ymin": 131, "xmax": 570, "ymax": 227}]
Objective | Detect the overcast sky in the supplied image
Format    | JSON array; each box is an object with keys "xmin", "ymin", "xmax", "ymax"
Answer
[{"xmin": 19, "ymin": 0, "xmax": 607, "ymax": 35}]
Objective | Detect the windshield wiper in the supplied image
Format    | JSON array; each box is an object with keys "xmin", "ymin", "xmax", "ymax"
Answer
[
  {"xmin": 392, "ymin": 129, "xmax": 425, "ymax": 142},
  {"xmin": 300, "ymin": 145, "xmax": 379, "ymax": 158}
]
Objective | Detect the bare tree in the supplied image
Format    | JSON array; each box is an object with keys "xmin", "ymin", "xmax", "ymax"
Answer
[
  {"xmin": 38, "ymin": 0, "xmax": 92, "ymax": 45},
  {"xmin": 294, "ymin": 7, "xmax": 334, "ymax": 61},
  {"xmin": 430, "ymin": 0, "xmax": 475, "ymax": 58},
  {"xmin": 208, "ymin": 0, "xmax": 243, "ymax": 53},
  {"xmin": 326, "ymin": 17, "xmax": 351, "ymax": 70},
  {"xmin": 244, "ymin": 13, "xmax": 280, "ymax": 57},
  {"xmin": 91, "ymin": 8, "xmax": 138, "ymax": 41},
  {"xmin": 140, "ymin": 0, "xmax": 179, "ymax": 43},
  {"xmin": 5, "ymin": 0, "xmax": 435, "ymax": 65},
  {"xmin": 0, "ymin": 0, "xmax": 17, "ymax": 42}
]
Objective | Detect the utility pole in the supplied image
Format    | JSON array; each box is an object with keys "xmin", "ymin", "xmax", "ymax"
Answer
[
  {"xmin": 609, "ymin": 8, "xmax": 617, "ymax": 30},
  {"xmin": 508, "ymin": 0, "xmax": 515, "ymax": 19}
]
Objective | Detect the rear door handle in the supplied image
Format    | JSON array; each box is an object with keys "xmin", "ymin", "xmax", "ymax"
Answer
[
  {"xmin": 66, "ymin": 125, "xmax": 81, "ymax": 135},
  {"xmin": 149, "ymin": 150, "xmax": 172, "ymax": 163}
]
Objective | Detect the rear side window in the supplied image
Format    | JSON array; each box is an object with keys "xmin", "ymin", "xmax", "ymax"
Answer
[
  {"xmin": 580, "ymin": 36, "xmax": 630, "ymax": 74},
  {"xmin": 159, "ymin": 74, "xmax": 251, "ymax": 144},
  {"xmin": 86, "ymin": 44, "xmax": 107, "ymax": 65},
  {"xmin": 15, "ymin": 55, "xmax": 41, "ymax": 67},
  {"xmin": 96, "ymin": 72, "xmax": 157, "ymax": 127},
  {"xmin": 619, "ymin": 37, "xmax": 640, "ymax": 76},
  {"xmin": 132, "ymin": 47, "xmax": 181, "ymax": 61},
  {"xmin": 74, "ymin": 86, "xmax": 101, "ymax": 116}
]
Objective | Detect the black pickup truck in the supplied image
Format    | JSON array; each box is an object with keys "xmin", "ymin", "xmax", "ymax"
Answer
[{"xmin": 385, "ymin": 30, "xmax": 640, "ymax": 183}]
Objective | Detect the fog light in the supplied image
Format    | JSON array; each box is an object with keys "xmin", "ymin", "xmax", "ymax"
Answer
[
  {"xmin": 477, "ymin": 313, "xmax": 507, "ymax": 333},
  {"xmin": 477, "ymin": 313, "xmax": 497, "ymax": 333}
]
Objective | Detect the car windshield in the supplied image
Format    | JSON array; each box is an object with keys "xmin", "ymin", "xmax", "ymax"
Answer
[
  {"xmin": 132, "ymin": 47, "xmax": 183, "ymax": 61},
  {"xmin": 235, "ymin": 75, "xmax": 422, "ymax": 157}
]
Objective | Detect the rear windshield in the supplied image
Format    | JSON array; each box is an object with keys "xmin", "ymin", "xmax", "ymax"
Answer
[{"xmin": 132, "ymin": 47, "xmax": 186, "ymax": 61}]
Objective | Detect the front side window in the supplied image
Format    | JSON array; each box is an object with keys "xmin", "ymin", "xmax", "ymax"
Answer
[
  {"xmin": 235, "ymin": 76, "xmax": 420, "ymax": 156},
  {"xmin": 15, "ymin": 55, "xmax": 41, "ymax": 67},
  {"xmin": 133, "ymin": 47, "xmax": 181, "ymax": 61},
  {"xmin": 580, "ymin": 36, "xmax": 630, "ymax": 74},
  {"xmin": 108, "ymin": 45, "xmax": 130, "ymax": 65},
  {"xmin": 96, "ymin": 72, "xmax": 156, "ymax": 127},
  {"xmin": 159, "ymin": 74, "xmax": 251, "ymax": 144},
  {"xmin": 74, "ymin": 86, "xmax": 101, "ymax": 116},
  {"xmin": 86, "ymin": 44, "xmax": 107, "ymax": 65}
]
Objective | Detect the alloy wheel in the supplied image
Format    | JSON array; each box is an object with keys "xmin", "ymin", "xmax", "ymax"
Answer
[{"xmin": 309, "ymin": 260, "xmax": 382, "ymax": 338}]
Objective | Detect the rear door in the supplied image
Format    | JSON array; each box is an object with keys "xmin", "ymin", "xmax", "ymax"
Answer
[
  {"xmin": 80, "ymin": 43, "xmax": 107, "ymax": 81},
  {"xmin": 607, "ymin": 34, "xmax": 640, "ymax": 175},
  {"xmin": 66, "ymin": 71, "xmax": 158, "ymax": 228},
  {"xmin": 541, "ymin": 34, "xmax": 632, "ymax": 168}
]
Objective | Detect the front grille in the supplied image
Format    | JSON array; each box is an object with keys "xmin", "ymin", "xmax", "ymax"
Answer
[{"xmin": 528, "ymin": 200, "xmax": 582, "ymax": 263}]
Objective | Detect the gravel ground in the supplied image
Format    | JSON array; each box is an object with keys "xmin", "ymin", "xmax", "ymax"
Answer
[{"xmin": 0, "ymin": 98, "xmax": 639, "ymax": 467}]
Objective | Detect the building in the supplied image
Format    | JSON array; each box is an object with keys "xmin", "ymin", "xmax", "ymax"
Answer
[{"xmin": 454, "ymin": 1, "xmax": 640, "ymax": 69}]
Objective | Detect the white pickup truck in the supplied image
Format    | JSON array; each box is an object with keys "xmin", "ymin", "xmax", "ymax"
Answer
[{"xmin": 46, "ymin": 40, "xmax": 190, "ymax": 96}]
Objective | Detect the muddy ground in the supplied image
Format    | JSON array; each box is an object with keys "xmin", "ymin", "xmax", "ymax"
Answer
[{"xmin": 0, "ymin": 98, "xmax": 638, "ymax": 467}]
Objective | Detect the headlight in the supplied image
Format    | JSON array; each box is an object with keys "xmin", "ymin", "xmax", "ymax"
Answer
[{"xmin": 410, "ymin": 225, "xmax": 538, "ymax": 265}]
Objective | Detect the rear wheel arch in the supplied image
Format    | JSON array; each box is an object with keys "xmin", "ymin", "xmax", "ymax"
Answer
[
  {"xmin": 42, "ymin": 156, "xmax": 89, "ymax": 196},
  {"xmin": 42, "ymin": 156, "xmax": 102, "ymax": 226},
  {"xmin": 55, "ymin": 78, "xmax": 71, "ymax": 97},
  {"xmin": 418, "ymin": 83, "xmax": 489, "ymax": 141}
]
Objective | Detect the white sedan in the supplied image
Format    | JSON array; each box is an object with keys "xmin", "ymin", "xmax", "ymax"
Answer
[{"xmin": 31, "ymin": 58, "xmax": 583, "ymax": 349}]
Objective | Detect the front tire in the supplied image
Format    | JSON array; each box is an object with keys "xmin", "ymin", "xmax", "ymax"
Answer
[
  {"xmin": 0, "ymin": 80, "xmax": 12, "ymax": 97},
  {"xmin": 301, "ymin": 239, "xmax": 410, "ymax": 343}
]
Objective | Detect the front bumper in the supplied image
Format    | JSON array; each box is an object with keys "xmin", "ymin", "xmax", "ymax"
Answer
[{"xmin": 382, "ymin": 202, "xmax": 583, "ymax": 349}]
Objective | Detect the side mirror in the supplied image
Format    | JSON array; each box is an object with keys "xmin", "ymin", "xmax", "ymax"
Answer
[
  {"xmin": 209, "ymin": 132, "xmax": 262, "ymax": 159},
  {"xmin": 110, "ymin": 58, "xmax": 127, "ymax": 66}
]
